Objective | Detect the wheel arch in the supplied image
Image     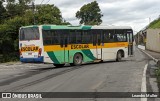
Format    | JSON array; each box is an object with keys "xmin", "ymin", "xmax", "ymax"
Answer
[
  {"xmin": 71, "ymin": 52, "xmax": 83, "ymax": 66},
  {"xmin": 117, "ymin": 49, "xmax": 125, "ymax": 58},
  {"xmin": 70, "ymin": 51, "xmax": 84, "ymax": 63}
]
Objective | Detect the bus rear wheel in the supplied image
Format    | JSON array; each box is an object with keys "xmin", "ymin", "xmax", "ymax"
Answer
[
  {"xmin": 116, "ymin": 51, "xmax": 122, "ymax": 62},
  {"xmin": 73, "ymin": 53, "xmax": 83, "ymax": 66},
  {"xmin": 53, "ymin": 64, "xmax": 64, "ymax": 68}
]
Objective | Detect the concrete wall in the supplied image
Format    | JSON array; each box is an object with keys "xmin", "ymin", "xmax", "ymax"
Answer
[{"xmin": 146, "ymin": 29, "xmax": 160, "ymax": 52}]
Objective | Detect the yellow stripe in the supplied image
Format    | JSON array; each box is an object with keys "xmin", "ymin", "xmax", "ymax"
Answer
[
  {"xmin": 44, "ymin": 45, "xmax": 63, "ymax": 51},
  {"xmin": 44, "ymin": 42, "xmax": 129, "ymax": 52},
  {"xmin": 104, "ymin": 42, "xmax": 129, "ymax": 48}
]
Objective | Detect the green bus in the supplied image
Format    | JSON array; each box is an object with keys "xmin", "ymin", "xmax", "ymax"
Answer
[{"xmin": 19, "ymin": 25, "xmax": 133, "ymax": 67}]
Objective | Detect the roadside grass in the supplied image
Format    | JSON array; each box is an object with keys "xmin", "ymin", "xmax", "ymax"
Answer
[{"xmin": 156, "ymin": 65, "xmax": 160, "ymax": 92}]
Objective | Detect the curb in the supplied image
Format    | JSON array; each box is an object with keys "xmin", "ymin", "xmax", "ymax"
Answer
[
  {"xmin": 138, "ymin": 48, "xmax": 159, "ymax": 66},
  {"xmin": 138, "ymin": 47, "xmax": 160, "ymax": 101}
]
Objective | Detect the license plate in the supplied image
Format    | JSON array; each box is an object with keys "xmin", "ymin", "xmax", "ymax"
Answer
[{"xmin": 28, "ymin": 53, "xmax": 32, "ymax": 55}]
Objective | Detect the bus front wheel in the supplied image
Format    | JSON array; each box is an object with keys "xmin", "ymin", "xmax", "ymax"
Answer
[
  {"xmin": 73, "ymin": 53, "xmax": 83, "ymax": 66},
  {"xmin": 53, "ymin": 64, "xmax": 64, "ymax": 68},
  {"xmin": 116, "ymin": 51, "xmax": 122, "ymax": 62}
]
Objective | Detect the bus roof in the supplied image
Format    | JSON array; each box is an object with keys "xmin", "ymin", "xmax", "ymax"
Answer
[
  {"xmin": 20, "ymin": 25, "xmax": 38, "ymax": 28},
  {"xmin": 41, "ymin": 25, "xmax": 132, "ymax": 30},
  {"xmin": 41, "ymin": 25, "xmax": 92, "ymax": 30},
  {"xmin": 20, "ymin": 25, "xmax": 132, "ymax": 30},
  {"xmin": 92, "ymin": 25, "xmax": 132, "ymax": 29}
]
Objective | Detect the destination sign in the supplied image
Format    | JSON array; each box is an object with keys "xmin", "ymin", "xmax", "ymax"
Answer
[{"xmin": 21, "ymin": 46, "xmax": 39, "ymax": 52}]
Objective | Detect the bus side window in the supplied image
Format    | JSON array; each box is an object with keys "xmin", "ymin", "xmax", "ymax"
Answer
[
  {"xmin": 64, "ymin": 30, "xmax": 69, "ymax": 47},
  {"xmin": 115, "ymin": 29, "xmax": 127, "ymax": 42},
  {"xmin": 103, "ymin": 30, "xmax": 115, "ymax": 43},
  {"xmin": 109, "ymin": 33, "xmax": 114, "ymax": 42},
  {"xmin": 76, "ymin": 30, "xmax": 82, "ymax": 44},
  {"xmin": 97, "ymin": 30, "xmax": 101, "ymax": 45},
  {"xmin": 53, "ymin": 30, "xmax": 60, "ymax": 45},
  {"xmin": 69, "ymin": 30, "xmax": 76, "ymax": 44},
  {"xmin": 103, "ymin": 30, "xmax": 108, "ymax": 43},
  {"xmin": 82, "ymin": 30, "xmax": 92, "ymax": 44},
  {"xmin": 91, "ymin": 30, "xmax": 97, "ymax": 45},
  {"xmin": 48, "ymin": 31, "xmax": 52, "ymax": 45},
  {"xmin": 107, "ymin": 30, "xmax": 115, "ymax": 42},
  {"xmin": 21, "ymin": 30, "xmax": 25, "ymax": 40},
  {"xmin": 43, "ymin": 30, "xmax": 52, "ymax": 45}
]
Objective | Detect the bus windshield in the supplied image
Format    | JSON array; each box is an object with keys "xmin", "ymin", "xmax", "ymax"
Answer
[{"xmin": 20, "ymin": 27, "xmax": 39, "ymax": 41}]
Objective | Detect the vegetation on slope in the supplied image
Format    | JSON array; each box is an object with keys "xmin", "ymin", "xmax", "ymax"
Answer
[{"xmin": 148, "ymin": 18, "xmax": 160, "ymax": 28}]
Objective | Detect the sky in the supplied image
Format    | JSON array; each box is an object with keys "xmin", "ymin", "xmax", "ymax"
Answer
[{"xmin": 34, "ymin": 0, "xmax": 160, "ymax": 33}]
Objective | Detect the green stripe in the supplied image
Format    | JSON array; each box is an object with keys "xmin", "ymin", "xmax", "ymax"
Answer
[
  {"xmin": 21, "ymin": 25, "xmax": 38, "ymax": 28},
  {"xmin": 82, "ymin": 26, "xmax": 92, "ymax": 30},
  {"xmin": 47, "ymin": 52, "xmax": 60, "ymax": 64},
  {"xmin": 82, "ymin": 49, "xmax": 96, "ymax": 60},
  {"xmin": 47, "ymin": 49, "xmax": 95, "ymax": 63},
  {"xmin": 42, "ymin": 25, "xmax": 51, "ymax": 30},
  {"xmin": 32, "ymin": 25, "xmax": 38, "ymax": 28},
  {"xmin": 44, "ymin": 25, "xmax": 92, "ymax": 30}
]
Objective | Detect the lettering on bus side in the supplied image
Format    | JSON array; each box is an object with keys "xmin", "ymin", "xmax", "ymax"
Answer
[
  {"xmin": 21, "ymin": 46, "xmax": 39, "ymax": 52},
  {"xmin": 71, "ymin": 44, "xmax": 89, "ymax": 49},
  {"xmin": 116, "ymin": 43, "xmax": 126, "ymax": 47}
]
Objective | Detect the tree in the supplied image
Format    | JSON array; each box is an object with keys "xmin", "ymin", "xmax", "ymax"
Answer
[
  {"xmin": 6, "ymin": 0, "xmax": 32, "ymax": 18},
  {"xmin": 76, "ymin": 1, "xmax": 103, "ymax": 25},
  {"xmin": 0, "ymin": 0, "xmax": 6, "ymax": 23},
  {"xmin": 35, "ymin": 4, "xmax": 63, "ymax": 24},
  {"xmin": 0, "ymin": 2, "xmax": 71, "ymax": 62},
  {"xmin": 61, "ymin": 19, "xmax": 71, "ymax": 25}
]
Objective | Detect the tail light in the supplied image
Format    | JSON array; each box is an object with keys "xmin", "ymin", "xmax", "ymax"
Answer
[{"xmin": 38, "ymin": 48, "xmax": 42, "ymax": 57}]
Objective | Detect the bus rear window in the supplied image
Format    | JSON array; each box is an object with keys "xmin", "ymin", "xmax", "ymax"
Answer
[{"xmin": 20, "ymin": 27, "xmax": 39, "ymax": 41}]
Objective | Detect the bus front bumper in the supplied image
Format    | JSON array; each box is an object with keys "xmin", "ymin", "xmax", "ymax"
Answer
[{"xmin": 20, "ymin": 56, "xmax": 44, "ymax": 63}]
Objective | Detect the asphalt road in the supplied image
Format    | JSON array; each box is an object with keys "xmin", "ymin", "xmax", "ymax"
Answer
[{"xmin": 0, "ymin": 47, "xmax": 149, "ymax": 101}]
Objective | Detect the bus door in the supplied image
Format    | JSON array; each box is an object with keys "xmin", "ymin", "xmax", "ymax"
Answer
[
  {"xmin": 127, "ymin": 31, "xmax": 133, "ymax": 56},
  {"xmin": 60, "ymin": 30, "xmax": 69, "ymax": 63},
  {"xmin": 93, "ymin": 30, "xmax": 102, "ymax": 59}
]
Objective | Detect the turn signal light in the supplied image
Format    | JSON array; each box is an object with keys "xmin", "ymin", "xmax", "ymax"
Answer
[{"xmin": 38, "ymin": 48, "xmax": 42, "ymax": 57}]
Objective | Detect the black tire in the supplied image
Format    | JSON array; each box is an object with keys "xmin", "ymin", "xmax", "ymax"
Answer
[
  {"xmin": 100, "ymin": 60, "xmax": 103, "ymax": 63},
  {"xmin": 73, "ymin": 53, "xmax": 83, "ymax": 66},
  {"xmin": 116, "ymin": 51, "xmax": 122, "ymax": 62},
  {"xmin": 70, "ymin": 63, "xmax": 75, "ymax": 66},
  {"xmin": 53, "ymin": 64, "xmax": 64, "ymax": 68}
]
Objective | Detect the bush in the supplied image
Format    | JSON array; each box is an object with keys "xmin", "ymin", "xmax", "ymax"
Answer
[
  {"xmin": 156, "ymin": 67, "xmax": 160, "ymax": 92},
  {"xmin": 0, "ymin": 52, "xmax": 19, "ymax": 63}
]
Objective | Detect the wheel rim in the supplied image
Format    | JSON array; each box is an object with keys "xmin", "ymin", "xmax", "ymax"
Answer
[
  {"xmin": 74, "ymin": 54, "xmax": 82, "ymax": 64},
  {"xmin": 75, "ymin": 55, "xmax": 81, "ymax": 64}
]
